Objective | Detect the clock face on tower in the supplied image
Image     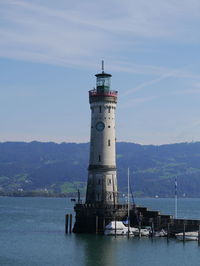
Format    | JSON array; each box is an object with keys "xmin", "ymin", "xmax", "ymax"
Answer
[{"xmin": 96, "ymin": 121, "xmax": 105, "ymax": 131}]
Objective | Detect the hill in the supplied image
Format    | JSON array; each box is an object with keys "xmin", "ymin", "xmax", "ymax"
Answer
[{"xmin": 0, "ymin": 141, "xmax": 200, "ymax": 197}]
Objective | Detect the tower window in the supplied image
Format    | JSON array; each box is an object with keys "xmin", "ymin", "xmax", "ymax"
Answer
[
  {"xmin": 108, "ymin": 107, "xmax": 111, "ymax": 113},
  {"xmin": 107, "ymin": 193, "xmax": 112, "ymax": 200},
  {"xmin": 98, "ymin": 155, "xmax": 101, "ymax": 162},
  {"xmin": 108, "ymin": 126, "xmax": 110, "ymax": 128},
  {"xmin": 108, "ymin": 139, "xmax": 111, "ymax": 146},
  {"xmin": 107, "ymin": 179, "xmax": 112, "ymax": 185},
  {"xmin": 99, "ymin": 106, "xmax": 101, "ymax": 113}
]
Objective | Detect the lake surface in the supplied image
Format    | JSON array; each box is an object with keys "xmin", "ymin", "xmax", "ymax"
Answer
[{"xmin": 1, "ymin": 197, "xmax": 200, "ymax": 266}]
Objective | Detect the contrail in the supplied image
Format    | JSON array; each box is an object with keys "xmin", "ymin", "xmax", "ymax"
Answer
[{"xmin": 122, "ymin": 65, "xmax": 193, "ymax": 96}]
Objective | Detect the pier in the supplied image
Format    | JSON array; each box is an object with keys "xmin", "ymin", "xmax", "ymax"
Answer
[
  {"xmin": 72, "ymin": 203, "xmax": 200, "ymax": 235},
  {"xmin": 132, "ymin": 206, "xmax": 200, "ymax": 236}
]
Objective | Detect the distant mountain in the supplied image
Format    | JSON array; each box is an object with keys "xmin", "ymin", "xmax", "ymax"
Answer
[{"xmin": 0, "ymin": 141, "xmax": 200, "ymax": 197}]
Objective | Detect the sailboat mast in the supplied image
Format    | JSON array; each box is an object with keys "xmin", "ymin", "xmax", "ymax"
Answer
[
  {"xmin": 128, "ymin": 167, "xmax": 130, "ymax": 237},
  {"xmin": 175, "ymin": 177, "xmax": 178, "ymax": 219},
  {"xmin": 128, "ymin": 167, "xmax": 130, "ymax": 218}
]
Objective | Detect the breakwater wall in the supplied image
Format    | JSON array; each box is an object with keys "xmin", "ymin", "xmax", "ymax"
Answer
[
  {"xmin": 134, "ymin": 206, "xmax": 200, "ymax": 235},
  {"xmin": 72, "ymin": 203, "xmax": 200, "ymax": 234}
]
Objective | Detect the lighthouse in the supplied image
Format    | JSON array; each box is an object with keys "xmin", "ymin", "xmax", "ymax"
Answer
[
  {"xmin": 73, "ymin": 62, "xmax": 128, "ymax": 234},
  {"xmin": 86, "ymin": 61, "xmax": 118, "ymax": 205}
]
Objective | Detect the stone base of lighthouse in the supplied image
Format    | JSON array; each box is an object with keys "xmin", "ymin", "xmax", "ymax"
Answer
[
  {"xmin": 73, "ymin": 203, "xmax": 130, "ymax": 234},
  {"xmin": 86, "ymin": 166, "xmax": 118, "ymax": 205}
]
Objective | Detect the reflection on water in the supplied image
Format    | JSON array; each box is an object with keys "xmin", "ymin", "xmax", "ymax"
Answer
[
  {"xmin": 1, "ymin": 197, "xmax": 200, "ymax": 266},
  {"xmin": 75, "ymin": 235, "xmax": 116, "ymax": 266},
  {"xmin": 73, "ymin": 234, "xmax": 200, "ymax": 266}
]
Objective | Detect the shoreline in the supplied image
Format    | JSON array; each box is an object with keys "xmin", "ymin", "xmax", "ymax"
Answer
[{"xmin": 0, "ymin": 191, "xmax": 199, "ymax": 199}]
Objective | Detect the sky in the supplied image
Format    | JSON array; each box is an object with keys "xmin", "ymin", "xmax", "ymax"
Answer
[{"xmin": 1, "ymin": 0, "xmax": 200, "ymax": 145}]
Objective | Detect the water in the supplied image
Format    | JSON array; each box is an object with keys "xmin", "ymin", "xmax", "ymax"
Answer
[{"xmin": 0, "ymin": 197, "xmax": 200, "ymax": 266}]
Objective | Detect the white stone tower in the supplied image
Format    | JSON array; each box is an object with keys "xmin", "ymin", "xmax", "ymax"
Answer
[{"xmin": 86, "ymin": 62, "xmax": 118, "ymax": 205}]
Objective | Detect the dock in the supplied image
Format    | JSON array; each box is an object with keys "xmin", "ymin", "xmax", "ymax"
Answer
[
  {"xmin": 132, "ymin": 206, "xmax": 200, "ymax": 235},
  {"xmin": 72, "ymin": 203, "xmax": 200, "ymax": 235}
]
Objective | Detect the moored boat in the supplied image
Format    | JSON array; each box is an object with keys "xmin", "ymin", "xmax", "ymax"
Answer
[
  {"xmin": 104, "ymin": 221, "xmax": 134, "ymax": 236},
  {"xmin": 132, "ymin": 228, "xmax": 150, "ymax": 237},
  {"xmin": 154, "ymin": 229, "xmax": 167, "ymax": 237},
  {"xmin": 175, "ymin": 231, "xmax": 198, "ymax": 241}
]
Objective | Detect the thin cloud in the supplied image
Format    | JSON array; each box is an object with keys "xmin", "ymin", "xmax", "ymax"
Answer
[
  {"xmin": 173, "ymin": 89, "xmax": 200, "ymax": 95},
  {"xmin": 1, "ymin": 0, "xmax": 200, "ymax": 71},
  {"xmin": 122, "ymin": 65, "xmax": 198, "ymax": 96},
  {"xmin": 172, "ymin": 81, "xmax": 200, "ymax": 95},
  {"xmin": 120, "ymin": 96, "xmax": 156, "ymax": 109},
  {"xmin": 174, "ymin": 118, "xmax": 200, "ymax": 143}
]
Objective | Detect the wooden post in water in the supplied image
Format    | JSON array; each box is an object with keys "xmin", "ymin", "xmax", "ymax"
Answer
[
  {"xmin": 183, "ymin": 222, "xmax": 186, "ymax": 242},
  {"xmin": 139, "ymin": 221, "xmax": 141, "ymax": 238},
  {"xmin": 96, "ymin": 216, "xmax": 98, "ymax": 235},
  {"xmin": 65, "ymin": 214, "xmax": 69, "ymax": 234},
  {"xmin": 167, "ymin": 223, "xmax": 170, "ymax": 241},
  {"xmin": 198, "ymin": 224, "xmax": 200, "ymax": 245},
  {"xmin": 103, "ymin": 218, "xmax": 105, "ymax": 233},
  {"xmin": 114, "ymin": 216, "xmax": 117, "ymax": 238},
  {"xmin": 128, "ymin": 219, "xmax": 130, "ymax": 239},
  {"xmin": 69, "ymin": 214, "xmax": 72, "ymax": 233},
  {"xmin": 151, "ymin": 221, "xmax": 154, "ymax": 238}
]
